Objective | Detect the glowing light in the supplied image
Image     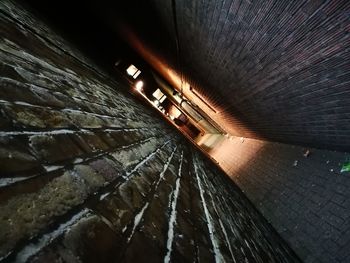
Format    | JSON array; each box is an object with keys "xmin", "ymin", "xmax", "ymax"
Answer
[
  {"xmin": 133, "ymin": 70, "xmax": 141, "ymax": 78},
  {"xmin": 126, "ymin": 64, "xmax": 141, "ymax": 79},
  {"xmin": 135, "ymin": 80, "xmax": 144, "ymax": 92},
  {"xmin": 169, "ymin": 105, "xmax": 182, "ymax": 118},
  {"xmin": 152, "ymin": 89, "xmax": 166, "ymax": 103},
  {"xmin": 153, "ymin": 100, "xmax": 160, "ymax": 106},
  {"xmin": 127, "ymin": 64, "xmax": 138, "ymax": 76}
]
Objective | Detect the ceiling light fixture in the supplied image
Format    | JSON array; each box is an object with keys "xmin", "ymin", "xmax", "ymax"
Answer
[
  {"xmin": 135, "ymin": 80, "xmax": 144, "ymax": 92},
  {"xmin": 127, "ymin": 64, "xmax": 141, "ymax": 79}
]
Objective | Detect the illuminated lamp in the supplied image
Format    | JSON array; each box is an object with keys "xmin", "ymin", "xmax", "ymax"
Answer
[{"xmin": 135, "ymin": 80, "xmax": 144, "ymax": 92}]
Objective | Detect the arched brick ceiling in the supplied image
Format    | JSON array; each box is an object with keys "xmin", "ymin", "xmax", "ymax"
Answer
[
  {"xmin": 27, "ymin": 0, "xmax": 350, "ymax": 151},
  {"xmin": 113, "ymin": 0, "xmax": 350, "ymax": 151}
]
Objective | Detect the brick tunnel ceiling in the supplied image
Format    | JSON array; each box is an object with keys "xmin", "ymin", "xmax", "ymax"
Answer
[
  {"xmin": 31, "ymin": 0, "xmax": 350, "ymax": 151},
  {"xmin": 104, "ymin": 0, "xmax": 350, "ymax": 151}
]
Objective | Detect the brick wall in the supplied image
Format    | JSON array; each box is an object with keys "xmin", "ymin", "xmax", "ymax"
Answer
[
  {"xmin": 143, "ymin": 0, "xmax": 350, "ymax": 151},
  {"xmin": 0, "ymin": 1, "xmax": 299, "ymax": 262}
]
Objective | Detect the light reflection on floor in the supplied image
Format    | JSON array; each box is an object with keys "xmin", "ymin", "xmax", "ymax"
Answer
[{"xmin": 203, "ymin": 135, "xmax": 266, "ymax": 177}]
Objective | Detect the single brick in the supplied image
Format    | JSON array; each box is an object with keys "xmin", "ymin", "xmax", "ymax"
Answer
[
  {"xmin": 29, "ymin": 134, "xmax": 84, "ymax": 163},
  {"xmin": 0, "ymin": 136, "xmax": 43, "ymax": 176}
]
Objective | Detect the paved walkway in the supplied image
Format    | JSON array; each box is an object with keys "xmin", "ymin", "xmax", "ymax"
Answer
[{"xmin": 210, "ymin": 136, "xmax": 350, "ymax": 263}]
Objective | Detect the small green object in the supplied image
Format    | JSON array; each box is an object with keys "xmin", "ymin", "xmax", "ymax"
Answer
[{"xmin": 341, "ymin": 162, "xmax": 350, "ymax": 173}]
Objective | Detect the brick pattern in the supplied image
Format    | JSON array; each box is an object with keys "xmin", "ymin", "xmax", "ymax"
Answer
[
  {"xmin": 0, "ymin": 1, "xmax": 299, "ymax": 262},
  {"xmin": 146, "ymin": 0, "xmax": 350, "ymax": 151},
  {"xmin": 213, "ymin": 136, "xmax": 350, "ymax": 263}
]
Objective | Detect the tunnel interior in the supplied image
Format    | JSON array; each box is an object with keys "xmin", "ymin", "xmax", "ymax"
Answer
[{"xmin": 1, "ymin": 0, "xmax": 350, "ymax": 263}]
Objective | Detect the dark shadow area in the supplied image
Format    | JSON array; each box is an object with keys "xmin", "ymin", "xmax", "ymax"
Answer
[{"xmin": 23, "ymin": 0, "xmax": 175, "ymax": 74}]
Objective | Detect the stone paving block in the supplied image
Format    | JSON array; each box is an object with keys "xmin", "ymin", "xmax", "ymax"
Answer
[
  {"xmin": 29, "ymin": 134, "xmax": 84, "ymax": 164},
  {"xmin": 78, "ymin": 133, "xmax": 110, "ymax": 152},
  {"xmin": 0, "ymin": 136, "xmax": 43, "ymax": 176},
  {"xmin": 65, "ymin": 110, "xmax": 106, "ymax": 129},
  {"xmin": 4, "ymin": 104, "xmax": 74, "ymax": 129}
]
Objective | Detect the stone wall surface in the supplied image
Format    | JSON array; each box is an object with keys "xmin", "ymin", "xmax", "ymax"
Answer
[{"xmin": 0, "ymin": 1, "xmax": 299, "ymax": 262}]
